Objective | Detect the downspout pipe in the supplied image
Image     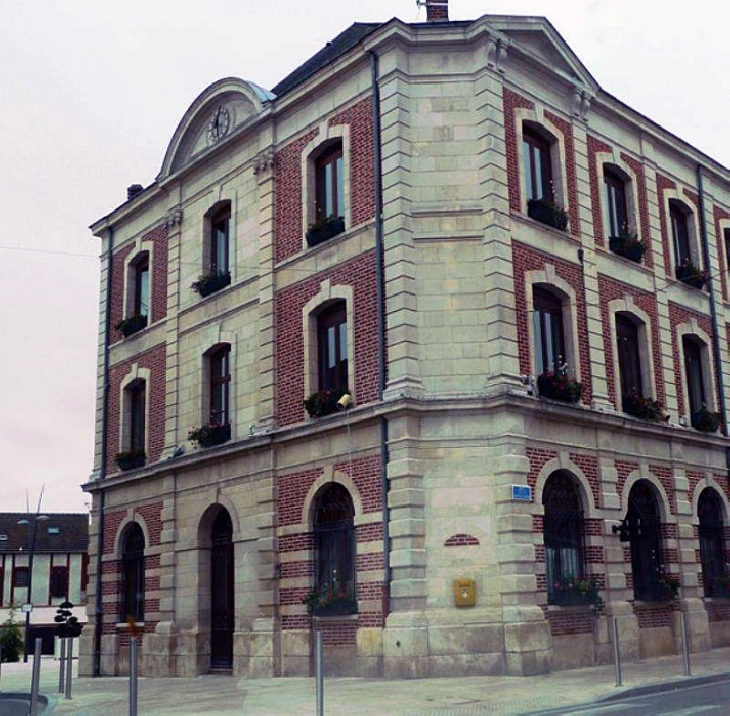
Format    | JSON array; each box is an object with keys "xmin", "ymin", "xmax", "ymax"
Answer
[
  {"xmin": 697, "ymin": 165, "xmax": 728, "ymax": 439},
  {"xmin": 370, "ymin": 50, "xmax": 391, "ymax": 616},
  {"xmin": 93, "ymin": 225, "xmax": 114, "ymax": 676}
]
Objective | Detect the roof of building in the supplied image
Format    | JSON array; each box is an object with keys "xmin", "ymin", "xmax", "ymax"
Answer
[
  {"xmin": 0, "ymin": 513, "xmax": 89, "ymax": 554},
  {"xmin": 271, "ymin": 22, "xmax": 381, "ymax": 98}
]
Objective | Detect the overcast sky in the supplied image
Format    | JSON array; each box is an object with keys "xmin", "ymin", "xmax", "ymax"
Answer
[{"xmin": 0, "ymin": 0, "xmax": 727, "ymax": 514}]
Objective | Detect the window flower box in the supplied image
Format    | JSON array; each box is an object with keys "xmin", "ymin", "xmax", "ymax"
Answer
[
  {"xmin": 537, "ymin": 367, "xmax": 582, "ymax": 403},
  {"xmin": 527, "ymin": 198, "xmax": 569, "ymax": 232},
  {"xmin": 115, "ymin": 314, "xmax": 148, "ymax": 337},
  {"xmin": 675, "ymin": 260, "xmax": 708, "ymax": 289},
  {"xmin": 609, "ymin": 233, "xmax": 647, "ymax": 263},
  {"xmin": 691, "ymin": 406, "xmax": 721, "ymax": 433},
  {"xmin": 550, "ymin": 576, "xmax": 603, "ymax": 611},
  {"xmin": 707, "ymin": 576, "xmax": 730, "ymax": 599},
  {"xmin": 304, "ymin": 386, "xmax": 351, "ymax": 418},
  {"xmin": 188, "ymin": 422, "xmax": 231, "ymax": 447},
  {"xmin": 115, "ymin": 449, "xmax": 146, "ymax": 471},
  {"xmin": 656, "ymin": 575, "xmax": 680, "ymax": 601},
  {"xmin": 305, "ymin": 215, "xmax": 345, "ymax": 248},
  {"xmin": 622, "ymin": 391, "xmax": 666, "ymax": 422},
  {"xmin": 192, "ymin": 270, "xmax": 231, "ymax": 298},
  {"xmin": 302, "ymin": 586, "xmax": 356, "ymax": 617}
]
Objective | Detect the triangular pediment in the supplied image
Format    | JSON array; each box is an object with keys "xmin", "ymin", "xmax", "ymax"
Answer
[{"xmin": 484, "ymin": 16, "xmax": 598, "ymax": 93}]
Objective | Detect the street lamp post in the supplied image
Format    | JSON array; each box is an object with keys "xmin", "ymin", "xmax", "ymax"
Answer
[{"xmin": 18, "ymin": 513, "xmax": 48, "ymax": 663}]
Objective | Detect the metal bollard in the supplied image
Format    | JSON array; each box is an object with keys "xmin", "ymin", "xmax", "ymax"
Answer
[
  {"xmin": 681, "ymin": 612, "xmax": 692, "ymax": 677},
  {"xmin": 129, "ymin": 636, "xmax": 138, "ymax": 716},
  {"xmin": 58, "ymin": 637, "xmax": 66, "ymax": 694},
  {"xmin": 30, "ymin": 638, "xmax": 42, "ymax": 716},
  {"xmin": 315, "ymin": 630, "xmax": 323, "ymax": 716},
  {"xmin": 612, "ymin": 617, "xmax": 623, "ymax": 687},
  {"xmin": 65, "ymin": 638, "xmax": 73, "ymax": 699}
]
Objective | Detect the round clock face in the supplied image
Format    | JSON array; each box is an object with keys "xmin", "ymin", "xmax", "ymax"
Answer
[{"xmin": 207, "ymin": 106, "xmax": 231, "ymax": 144}]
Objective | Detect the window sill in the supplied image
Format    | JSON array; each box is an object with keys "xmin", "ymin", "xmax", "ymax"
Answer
[
  {"xmin": 514, "ymin": 210, "xmax": 576, "ymax": 241},
  {"xmin": 115, "ymin": 622, "xmax": 145, "ymax": 628},
  {"xmin": 545, "ymin": 603, "xmax": 593, "ymax": 611},
  {"xmin": 312, "ymin": 613, "xmax": 358, "ymax": 622}
]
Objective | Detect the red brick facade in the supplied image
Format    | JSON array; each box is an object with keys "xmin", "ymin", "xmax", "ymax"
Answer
[
  {"xmin": 512, "ymin": 240, "xmax": 593, "ymax": 404},
  {"xmin": 503, "ymin": 88, "xmax": 535, "ymax": 214},
  {"xmin": 105, "ymin": 344, "xmax": 166, "ymax": 474},
  {"xmin": 596, "ymin": 274, "xmax": 665, "ymax": 408},
  {"xmin": 110, "ymin": 224, "xmax": 169, "ymax": 344},
  {"xmin": 714, "ymin": 205, "xmax": 730, "ymax": 301},
  {"xmin": 274, "ymin": 97, "xmax": 375, "ymax": 263},
  {"xmin": 656, "ymin": 173, "xmax": 677, "ymax": 278},
  {"xmin": 586, "ymin": 135, "xmax": 612, "ymax": 248},
  {"xmin": 543, "ymin": 110, "xmax": 580, "ymax": 239},
  {"xmin": 275, "ymin": 250, "xmax": 379, "ymax": 426}
]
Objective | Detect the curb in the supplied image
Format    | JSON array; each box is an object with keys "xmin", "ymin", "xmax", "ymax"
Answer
[{"xmin": 598, "ymin": 671, "xmax": 730, "ymax": 703}]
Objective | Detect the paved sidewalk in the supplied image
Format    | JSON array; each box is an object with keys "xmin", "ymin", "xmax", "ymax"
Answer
[{"xmin": 0, "ymin": 648, "xmax": 728, "ymax": 715}]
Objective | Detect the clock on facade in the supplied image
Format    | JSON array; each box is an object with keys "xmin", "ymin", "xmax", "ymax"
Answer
[{"xmin": 206, "ymin": 106, "xmax": 231, "ymax": 144}]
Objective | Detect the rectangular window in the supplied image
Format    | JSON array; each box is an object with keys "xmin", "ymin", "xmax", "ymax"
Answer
[
  {"xmin": 532, "ymin": 287, "xmax": 565, "ymax": 375},
  {"xmin": 134, "ymin": 257, "xmax": 149, "ymax": 318},
  {"xmin": 316, "ymin": 145, "xmax": 344, "ymax": 221},
  {"xmin": 210, "ymin": 210, "xmax": 230, "ymax": 274},
  {"xmin": 49, "ymin": 566, "xmax": 69, "ymax": 600},
  {"xmin": 670, "ymin": 203, "xmax": 691, "ymax": 266},
  {"xmin": 683, "ymin": 337, "xmax": 706, "ymax": 415},
  {"xmin": 522, "ymin": 128, "xmax": 552, "ymax": 204},
  {"xmin": 604, "ymin": 169, "xmax": 628, "ymax": 238},
  {"xmin": 210, "ymin": 346, "xmax": 231, "ymax": 425},
  {"xmin": 13, "ymin": 566, "xmax": 29, "ymax": 588},
  {"xmin": 616, "ymin": 315, "xmax": 642, "ymax": 398},
  {"xmin": 318, "ymin": 302, "xmax": 348, "ymax": 391},
  {"xmin": 130, "ymin": 382, "xmax": 146, "ymax": 452}
]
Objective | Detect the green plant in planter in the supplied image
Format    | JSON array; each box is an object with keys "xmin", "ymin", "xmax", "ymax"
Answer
[
  {"xmin": 0, "ymin": 608, "xmax": 23, "ymax": 662},
  {"xmin": 622, "ymin": 391, "xmax": 666, "ymax": 421},
  {"xmin": 115, "ymin": 313, "xmax": 148, "ymax": 337},
  {"xmin": 537, "ymin": 363, "xmax": 582, "ymax": 403},
  {"xmin": 115, "ymin": 449, "xmax": 146, "ymax": 471},
  {"xmin": 675, "ymin": 259, "xmax": 708, "ymax": 289},
  {"xmin": 192, "ymin": 270, "xmax": 231, "ymax": 298},
  {"xmin": 527, "ymin": 198, "xmax": 569, "ymax": 231},
  {"xmin": 303, "ymin": 386, "xmax": 351, "ymax": 418},
  {"xmin": 306, "ymin": 215, "xmax": 346, "ymax": 247},
  {"xmin": 691, "ymin": 405, "xmax": 721, "ymax": 433},
  {"xmin": 609, "ymin": 230, "xmax": 647, "ymax": 263},
  {"xmin": 657, "ymin": 574, "xmax": 680, "ymax": 601},
  {"xmin": 551, "ymin": 576, "xmax": 603, "ymax": 613},
  {"xmin": 188, "ymin": 422, "xmax": 231, "ymax": 447}
]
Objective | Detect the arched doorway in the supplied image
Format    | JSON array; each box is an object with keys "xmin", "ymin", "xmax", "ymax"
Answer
[
  {"xmin": 542, "ymin": 471, "xmax": 585, "ymax": 605},
  {"xmin": 210, "ymin": 509, "xmax": 234, "ymax": 670},
  {"xmin": 626, "ymin": 480, "xmax": 663, "ymax": 601},
  {"xmin": 312, "ymin": 483, "xmax": 357, "ymax": 616},
  {"xmin": 698, "ymin": 488, "xmax": 726, "ymax": 597}
]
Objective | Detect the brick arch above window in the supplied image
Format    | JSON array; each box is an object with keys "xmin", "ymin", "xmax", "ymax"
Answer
[
  {"xmin": 619, "ymin": 470, "xmax": 674, "ymax": 521},
  {"xmin": 691, "ymin": 477, "xmax": 730, "ymax": 525},
  {"xmin": 113, "ymin": 512, "xmax": 152, "ymax": 559},
  {"xmin": 533, "ymin": 454, "xmax": 598, "ymax": 516},
  {"xmin": 301, "ymin": 465, "xmax": 364, "ymax": 528}
]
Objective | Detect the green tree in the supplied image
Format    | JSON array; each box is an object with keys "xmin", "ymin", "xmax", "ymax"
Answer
[{"xmin": 0, "ymin": 608, "xmax": 24, "ymax": 662}]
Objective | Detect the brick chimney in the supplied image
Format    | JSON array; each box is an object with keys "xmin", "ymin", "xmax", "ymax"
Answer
[
  {"xmin": 127, "ymin": 184, "xmax": 144, "ymax": 201},
  {"xmin": 424, "ymin": 0, "xmax": 448, "ymax": 22}
]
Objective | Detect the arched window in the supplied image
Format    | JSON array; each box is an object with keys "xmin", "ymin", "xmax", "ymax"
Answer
[
  {"xmin": 543, "ymin": 471, "xmax": 585, "ymax": 605},
  {"xmin": 616, "ymin": 313, "xmax": 643, "ymax": 400},
  {"xmin": 626, "ymin": 481, "xmax": 664, "ymax": 601},
  {"xmin": 698, "ymin": 488, "xmax": 726, "ymax": 598},
  {"xmin": 120, "ymin": 523, "xmax": 145, "ymax": 622},
  {"xmin": 312, "ymin": 483, "xmax": 356, "ymax": 616},
  {"xmin": 318, "ymin": 301, "xmax": 348, "ymax": 392},
  {"xmin": 532, "ymin": 286, "xmax": 565, "ymax": 375}
]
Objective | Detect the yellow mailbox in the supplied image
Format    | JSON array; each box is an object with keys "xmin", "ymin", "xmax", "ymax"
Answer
[{"xmin": 454, "ymin": 578, "xmax": 476, "ymax": 607}]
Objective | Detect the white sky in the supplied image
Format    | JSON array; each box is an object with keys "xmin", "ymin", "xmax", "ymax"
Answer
[{"xmin": 0, "ymin": 0, "xmax": 727, "ymax": 514}]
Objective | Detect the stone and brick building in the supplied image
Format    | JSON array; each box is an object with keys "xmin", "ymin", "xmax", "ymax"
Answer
[{"xmin": 80, "ymin": 1, "xmax": 730, "ymax": 679}]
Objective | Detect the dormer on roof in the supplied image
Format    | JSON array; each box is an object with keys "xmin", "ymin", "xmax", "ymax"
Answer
[{"xmin": 158, "ymin": 77, "xmax": 275, "ymax": 180}]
